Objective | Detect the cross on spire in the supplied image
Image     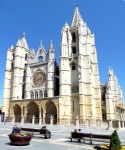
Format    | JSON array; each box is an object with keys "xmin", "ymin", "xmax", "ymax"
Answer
[{"xmin": 75, "ymin": 0, "xmax": 78, "ymax": 7}]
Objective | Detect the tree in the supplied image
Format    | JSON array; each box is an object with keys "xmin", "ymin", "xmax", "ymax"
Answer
[{"xmin": 110, "ymin": 130, "xmax": 121, "ymax": 150}]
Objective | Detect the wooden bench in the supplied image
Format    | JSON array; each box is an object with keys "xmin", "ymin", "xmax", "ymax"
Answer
[
  {"xmin": 20, "ymin": 127, "xmax": 51, "ymax": 139},
  {"xmin": 66, "ymin": 132, "xmax": 111, "ymax": 144},
  {"xmin": 91, "ymin": 134, "xmax": 111, "ymax": 144}
]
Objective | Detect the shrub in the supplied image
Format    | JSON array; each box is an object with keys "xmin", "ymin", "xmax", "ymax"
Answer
[{"xmin": 109, "ymin": 130, "xmax": 121, "ymax": 150}]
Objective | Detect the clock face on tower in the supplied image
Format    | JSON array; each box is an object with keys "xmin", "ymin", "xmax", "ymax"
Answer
[
  {"xmin": 33, "ymin": 72, "xmax": 46, "ymax": 87},
  {"xmin": 72, "ymin": 86, "xmax": 78, "ymax": 93}
]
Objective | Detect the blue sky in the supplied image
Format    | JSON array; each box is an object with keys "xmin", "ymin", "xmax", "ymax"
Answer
[{"xmin": 0, "ymin": 0, "xmax": 125, "ymax": 107}]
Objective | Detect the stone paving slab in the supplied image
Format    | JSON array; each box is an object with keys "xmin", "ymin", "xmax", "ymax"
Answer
[{"xmin": 0, "ymin": 122, "xmax": 125, "ymax": 150}]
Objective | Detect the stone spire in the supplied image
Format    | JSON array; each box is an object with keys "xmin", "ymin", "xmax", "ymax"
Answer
[
  {"xmin": 49, "ymin": 40, "xmax": 54, "ymax": 52},
  {"xmin": 16, "ymin": 39, "xmax": 22, "ymax": 47},
  {"xmin": 21, "ymin": 32, "xmax": 29, "ymax": 49},
  {"xmin": 71, "ymin": 5, "xmax": 83, "ymax": 27},
  {"xmin": 40, "ymin": 40, "xmax": 42, "ymax": 47}
]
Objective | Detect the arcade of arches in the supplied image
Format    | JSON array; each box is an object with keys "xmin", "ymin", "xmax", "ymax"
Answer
[{"xmin": 10, "ymin": 99, "xmax": 58, "ymax": 124}]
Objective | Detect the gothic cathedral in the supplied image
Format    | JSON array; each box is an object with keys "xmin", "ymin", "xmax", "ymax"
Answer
[{"xmin": 2, "ymin": 6, "xmax": 125, "ymax": 126}]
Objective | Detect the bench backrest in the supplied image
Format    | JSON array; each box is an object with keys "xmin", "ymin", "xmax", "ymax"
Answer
[
  {"xmin": 71, "ymin": 132, "xmax": 91, "ymax": 138},
  {"xmin": 92, "ymin": 134, "xmax": 111, "ymax": 139},
  {"xmin": 20, "ymin": 127, "xmax": 51, "ymax": 135},
  {"xmin": 20, "ymin": 128, "xmax": 33, "ymax": 132},
  {"xmin": 71, "ymin": 132, "xmax": 111, "ymax": 140},
  {"xmin": 32, "ymin": 129, "xmax": 40, "ymax": 132}
]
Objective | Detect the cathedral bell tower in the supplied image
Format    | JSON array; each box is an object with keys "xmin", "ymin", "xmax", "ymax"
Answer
[
  {"xmin": 2, "ymin": 33, "xmax": 29, "ymax": 116},
  {"xmin": 47, "ymin": 41, "xmax": 55, "ymax": 97},
  {"xmin": 60, "ymin": 6, "xmax": 101, "ymax": 124}
]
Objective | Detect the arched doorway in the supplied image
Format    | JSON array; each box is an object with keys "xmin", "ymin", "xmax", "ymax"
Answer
[
  {"xmin": 27, "ymin": 102, "xmax": 39, "ymax": 123},
  {"xmin": 45, "ymin": 101, "xmax": 57, "ymax": 124},
  {"xmin": 13, "ymin": 104, "xmax": 21, "ymax": 122}
]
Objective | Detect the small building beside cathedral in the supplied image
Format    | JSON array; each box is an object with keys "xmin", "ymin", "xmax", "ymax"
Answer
[{"xmin": 2, "ymin": 6, "xmax": 125, "ymax": 127}]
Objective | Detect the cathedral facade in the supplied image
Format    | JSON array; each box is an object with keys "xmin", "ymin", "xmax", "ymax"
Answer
[{"xmin": 2, "ymin": 6, "xmax": 125, "ymax": 126}]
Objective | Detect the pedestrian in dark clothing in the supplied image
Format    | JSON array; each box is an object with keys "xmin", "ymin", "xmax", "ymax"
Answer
[{"xmin": 12, "ymin": 125, "xmax": 21, "ymax": 134}]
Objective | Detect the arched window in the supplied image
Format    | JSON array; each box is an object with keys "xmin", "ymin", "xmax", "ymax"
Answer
[
  {"xmin": 39, "ymin": 91, "xmax": 43, "ymax": 98},
  {"xmin": 72, "ymin": 63, "xmax": 76, "ymax": 70},
  {"xmin": 72, "ymin": 32, "xmax": 76, "ymax": 43},
  {"xmin": 44, "ymin": 91, "xmax": 47, "ymax": 97},
  {"xmin": 35, "ymin": 91, "xmax": 38, "ymax": 99},
  {"xmin": 38, "ymin": 56, "xmax": 43, "ymax": 62},
  {"xmin": 31, "ymin": 92, "xmax": 34, "ymax": 99},
  {"xmin": 39, "ymin": 49, "xmax": 42, "ymax": 54}
]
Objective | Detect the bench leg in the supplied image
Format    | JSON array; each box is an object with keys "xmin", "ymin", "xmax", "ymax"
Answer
[
  {"xmin": 83, "ymin": 139, "xmax": 85, "ymax": 144},
  {"xmin": 90, "ymin": 140, "xmax": 92, "ymax": 145},
  {"xmin": 78, "ymin": 139, "xmax": 81, "ymax": 142},
  {"xmin": 45, "ymin": 135, "xmax": 47, "ymax": 139}
]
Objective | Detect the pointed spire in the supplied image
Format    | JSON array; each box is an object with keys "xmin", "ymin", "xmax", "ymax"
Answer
[
  {"xmin": 75, "ymin": 0, "xmax": 78, "ymax": 7},
  {"xmin": 49, "ymin": 40, "xmax": 54, "ymax": 49},
  {"xmin": 49, "ymin": 40, "xmax": 54, "ymax": 53},
  {"xmin": 40, "ymin": 40, "xmax": 42, "ymax": 47},
  {"xmin": 65, "ymin": 22, "xmax": 70, "ymax": 29},
  {"xmin": 10, "ymin": 45, "xmax": 14, "ymax": 49},
  {"xmin": 21, "ymin": 32, "xmax": 29, "ymax": 49},
  {"xmin": 22, "ymin": 32, "xmax": 26, "ymax": 38},
  {"xmin": 71, "ymin": 5, "xmax": 83, "ymax": 27},
  {"xmin": 30, "ymin": 48, "xmax": 35, "ymax": 54},
  {"xmin": 16, "ymin": 39, "xmax": 22, "ymax": 46}
]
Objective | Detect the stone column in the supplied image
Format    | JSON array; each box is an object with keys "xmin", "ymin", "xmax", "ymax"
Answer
[
  {"xmin": 75, "ymin": 116, "xmax": 79, "ymax": 127},
  {"xmin": 42, "ymin": 106, "xmax": 46, "ymax": 124},
  {"xmin": 56, "ymin": 104, "xmax": 59, "ymax": 125},
  {"xmin": 21, "ymin": 115, "xmax": 24, "ymax": 124},
  {"xmin": 97, "ymin": 119, "xmax": 101, "ymax": 127},
  {"xmin": 21, "ymin": 106, "xmax": 24, "ymax": 124},
  {"xmin": 62, "ymin": 116, "xmax": 64, "ymax": 125},
  {"xmin": 39, "ymin": 105, "xmax": 42, "ymax": 125},
  {"xmin": 62, "ymin": 116, "xmax": 66, "ymax": 126},
  {"xmin": 24, "ymin": 106, "xmax": 27, "ymax": 123},
  {"xmin": 33, "ymin": 91, "xmax": 35, "ymax": 99},
  {"xmin": 50, "ymin": 115, "xmax": 53, "ymax": 125},
  {"xmin": 32, "ymin": 115, "xmax": 35, "ymax": 125},
  {"xmin": 39, "ymin": 117, "xmax": 42, "ymax": 125},
  {"xmin": 86, "ymin": 119, "xmax": 89, "ymax": 128},
  {"xmin": 12, "ymin": 109, "xmax": 15, "ymax": 123},
  {"xmin": 12, "ymin": 115, "xmax": 15, "ymax": 123},
  {"xmin": 122, "ymin": 121, "xmax": 124, "ymax": 128},
  {"xmin": 43, "ymin": 91, "xmax": 44, "ymax": 98},
  {"xmin": 118, "ymin": 120, "xmax": 121, "ymax": 129}
]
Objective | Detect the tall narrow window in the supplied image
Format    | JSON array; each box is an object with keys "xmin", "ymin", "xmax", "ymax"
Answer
[
  {"xmin": 73, "ymin": 100, "xmax": 74, "ymax": 112},
  {"xmin": 44, "ymin": 91, "xmax": 47, "ymax": 97},
  {"xmin": 35, "ymin": 92, "xmax": 38, "ymax": 98},
  {"xmin": 13, "ymin": 54, "xmax": 15, "ymax": 60},
  {"xmin": 25, "ymin": 64, "xmax": 27, "ymax": 69},
  {"xmin": 25, "ymin": 53, "xmax": 27, "ymax": 61},
  {"xmin": 11, "ymin": 63, "xmax": 13, "ymax": 69},
  {"xmin": 31, "ymin": 92, "xmax": 34, "ymax": 99},
  {"xmin": 72, "ymin": 32, "xmax": 76, "ymax": 42},
  {"xmin": 72, "ymin": 63, "xmax": 76, "ymax": 70},
  {"xmin": 72, "ymin": 47, "xmax": 76, "ymax": 54}
]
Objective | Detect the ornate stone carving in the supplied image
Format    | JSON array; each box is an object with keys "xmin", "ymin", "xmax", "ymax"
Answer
[{"xmin": 33, "ymin": 72, "xmax": 46, "ymax": 87}]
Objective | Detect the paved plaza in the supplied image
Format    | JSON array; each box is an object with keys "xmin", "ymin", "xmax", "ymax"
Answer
[{"xmin": 0, "ymin": 122, "xmax": 125, "ymax": 150}]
